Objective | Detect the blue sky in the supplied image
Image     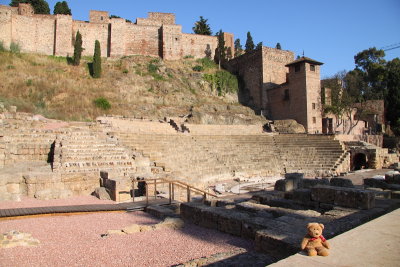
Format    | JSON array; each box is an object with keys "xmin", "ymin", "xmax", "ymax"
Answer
[{"xmin": 1, "ymin": 0, "xmax": 399, "ymax": 78}]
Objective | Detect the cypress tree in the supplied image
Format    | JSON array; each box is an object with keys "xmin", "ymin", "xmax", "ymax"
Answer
[
  {"xmin": 72, "ymin": 31, "xmax": 82, "ymax": 66},
  {"xmin": 245, "ymin": 31, "xmax": 255, "ymax": 52},
  {"xmin": 234, "ymin": 38, "xmax": 243, "ymax": 57},
  {"xmin": 256, "ymin": 42, "xmax": 263, "ymax": 50},
  {"xmin": 192, "ymin": 16, "xmax": 212, "ymax": 35},
  {"xmin": 92, "ymin": 40, "xmax": 102, "ymax": 78},
  {"xmin": 276, "ymin": 42, "xmax": 282, "ymax": 50},
  {"xmin": 216, "ymin": 30, "xmax": 226, "ymax": 69}
]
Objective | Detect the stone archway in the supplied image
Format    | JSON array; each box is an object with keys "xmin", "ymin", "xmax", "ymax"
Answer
[{"xmin": 353, "ymin": 153, "xmax": 368, "ymax": 170}]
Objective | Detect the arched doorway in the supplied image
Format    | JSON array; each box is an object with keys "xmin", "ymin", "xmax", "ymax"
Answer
[{"xmin": 353, "ymin": 153, "xmax": 368, "ymax": 170}]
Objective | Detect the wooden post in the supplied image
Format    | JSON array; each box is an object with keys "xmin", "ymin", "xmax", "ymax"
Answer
[
  {"xmin": 203, "ymin": 192, "xmax": 206, "ymax": 203},
  {"xmin": 146, "ymin": 182, "xmax": 149, "ymax": 207},
  {"xmin": 187, "ymin": 185, "xmax": 190, "ymax": 202},
  {"xmin": 172, "ymin": 183, "xmax": 175, "ymax": 201},
  {"xmin": 132, "ymin": 180, "xmax": 135, "ymax": 202},
  {"xmin": 154, "ymin": 179, "xmax": 157, "ymax": 200},
  {"xmin": 168, "ymin": 182, "xmax": 172, "ymax": 204}
]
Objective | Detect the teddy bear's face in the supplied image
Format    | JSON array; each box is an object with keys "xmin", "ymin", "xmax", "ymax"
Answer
[{"xmin": 307, "ymin": 223, "xmax": 324, "ymax": 238}]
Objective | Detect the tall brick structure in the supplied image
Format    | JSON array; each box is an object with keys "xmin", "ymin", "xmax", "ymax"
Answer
[
  {"xmin": 0, "ymin": 3, "xmax": 228, "ymax": 60},
  {"xmin": 227, "ymin": 49, "xmax": 324, "ymax": 133}
]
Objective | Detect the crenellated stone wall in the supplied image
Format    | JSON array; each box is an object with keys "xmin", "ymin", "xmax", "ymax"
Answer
[{"xmin": 0, "ymin": 3, "xmax": 232, "ymax": 60}]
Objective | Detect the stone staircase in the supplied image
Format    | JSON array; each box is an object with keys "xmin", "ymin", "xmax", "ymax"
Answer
[
  {"xmin": 52, "ymin": 127, "xmax": 140, "ymax": 176},
  {"xmin": 273, "ymin": 134, "xmax": 348, "ymax": 176}
]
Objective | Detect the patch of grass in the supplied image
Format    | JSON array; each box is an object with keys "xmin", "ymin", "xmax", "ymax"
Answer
[
  {"xmin": 122, "ymin": 68, "xmax": 129, "ymax": 74},
  {"xmin": 6, "ymin": 65, "xmax": 15, "ymax": 70},
  {"xmin": 26, "ymin": 79, "xmax": 33, "ymax": 86},
  {"xmin": 184, "ymin": 55, "xmax": 194, "ymax": 59},
  {"xmin": 148, "ymin": 62, "xmax": 159, "ymax": 73},
  {"xmin": 48, "ymin": 55, "xmax": 67, "ymax": 63},
  {"xmin": 196, "ymin": 57, "xmax": 217, "ymax": 70},
  {"xmin": 148, "ymin": 87, "xmax": 154, "ymax": 93}
]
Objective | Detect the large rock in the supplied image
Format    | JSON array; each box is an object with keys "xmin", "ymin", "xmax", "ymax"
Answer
[
  {"xmin": 93, "ymin": 187, "xmax": 111, "ymax": 200},
  {"xmin": 1, "ymin": 230, "xmax": 40, "ymax": 248},
  {"xmin": 273, "ymin": 120, "xmax": 306, "ymax": 133}
]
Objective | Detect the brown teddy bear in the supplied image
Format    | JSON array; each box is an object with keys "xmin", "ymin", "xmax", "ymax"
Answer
[{"xmin": 301, "ymin": 222, "xmax": 330, "ymax": 256}]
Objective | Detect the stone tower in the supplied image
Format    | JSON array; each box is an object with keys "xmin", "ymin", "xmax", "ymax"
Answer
[{"xmin": 284, "ymin": 57, "xmax": 323, "ymax": 133}]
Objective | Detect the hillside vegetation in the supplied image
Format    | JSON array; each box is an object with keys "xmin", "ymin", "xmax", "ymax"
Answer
[{"xmin": 0, "ymin": 50, "xmax": 265, "ymax": 124}]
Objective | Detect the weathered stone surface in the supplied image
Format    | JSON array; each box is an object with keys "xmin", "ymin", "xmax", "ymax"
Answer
[
  {"xmin": 301, "ymin": 178, "xmax": 329, "ymax": 189},
  {"xmin": 146, "ymin": 205, "xmax": 178, "ymax": 219},
  {"xmin": 292, "ymin": 189, "xmax": 311, "ymax": 203},
  {"xmin": 330, "ymin": 177, "xmax": 354, "ymax": 188},
  {"xmin": 251, "ymin": 191, "xmax": 285, "ymax": 204},
  {"xmin": 364, "ymin": 178, "xmax": 389, "ymax": 190},
  {"xmin": 384, "ymin": 171, "xmax": 399, "ymax": 184},
  {"xmin": 391, "ymin": 191, "xmax": 400, "ymax": 199},
  {"xmin": 34, "ymin": 189, "xmax": 73, "ymax": 200},
  {"xmin": 93, "ymin": 187, "xmax": 111, "ymax": 200},
  {"xmin": 311, "ymin": 185, "xmax": 336, "ymax": 203},
  {"xmin": 274, "ymin": 179, "xmax": 297, "ymax": 192},
  {"xmin": 122, "ymin": 224, "xmax": 141, "ymax": 234}
]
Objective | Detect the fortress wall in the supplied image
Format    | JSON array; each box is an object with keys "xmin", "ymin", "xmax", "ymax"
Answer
[
  {"xmin": 181, "ymin": 33, "xmax": 217, "ymax": 59},
  {"xmin": 226, "ymin": 49, "xmax": 264, "ymax": 111},
  {"xmin": 0, "ymin": 6, "xmax": 12, "ymax": 49},
  {"xmin": 54, "ymin": 15, "xmax": 73, "ymax": 56},
  {"xmin": 110, "ymin": 18, "xmax": 126, "ymax": 57},
  {"xmin": 148, "ymin": 12, "xmax": 175, "ymax": 25},
  {"xmin": 11, "ymin": 14, "xmax": 55, "ymax": 55},
  {"xmin": 262, "ymin": 47, "xmax": 294, "ymax": 87},
  {"xmin": 73, "ymin": 21, "xmax": 109, "ymax": 57},
  {"xmin": 162, "ymin": 24, "xmax": 182, "ymax": 60},
  {"xmin": 267, "ymin": 85, "xmax": 291, "ymax": 121},
  {"xmin": 136, "ymin": 18, "xmax": 162, "ymax": 26},
  {"xmin": 89, "ymin": 10, "xmax": 109, "ymax": 24},
  {"xmin": 124, "ymin": 24, "xmax": 160, "ymax": 57},
  {"xmin": 223, "ymin": 32, "xmax": 234, "ymax": 58}
]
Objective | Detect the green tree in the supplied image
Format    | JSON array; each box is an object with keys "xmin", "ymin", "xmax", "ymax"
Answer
[
  {"xmin": 256, "ymin": 42, "xmax": 263, "ymax": 50},
  {"xmin": 53, "ymin": 1, "xmax": 71, "ymax": 15},
  {"xmin": 192, "ymin": 16, "xmax": 212, "ymax": 35},
  {"xmin": 245, "ymin": 31, "xmax": 255, "ymax": 52},
  {"xmin": 92, "ymin": 40, "xmax": 102, "ymax": 78},
  {"xmin": 234, "ymin": 38, "xmax": 242, "ymax": 57},
  {"xmin": 353, "ymin": 47, "xmax": 387, "ymax": 100},
  {"xmin": 386, "ymin": 58, "xmax": 400, "ymax": 135},
  {"xmin": 10, "ymin": 0, "xmax": 50, "ymax": 14},
  {"xmin": 276, "ymin": 42, "xmax": 282, "ymax": 50},
  {"xmin": 72, "ymin": 31, "xmax": 82, "ymax": 66}
]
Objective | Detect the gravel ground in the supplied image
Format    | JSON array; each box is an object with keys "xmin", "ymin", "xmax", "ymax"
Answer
[
  {"xmin": 342, "ymin": 168, "xmax": 392, "ymax": 185},
  {"xmin": 0, "ymin": 211, "xmax": 253, "ymax": 267},
  {"xmin": 0, "ymin": 196, "xmax": 116, "ymax": 210}
]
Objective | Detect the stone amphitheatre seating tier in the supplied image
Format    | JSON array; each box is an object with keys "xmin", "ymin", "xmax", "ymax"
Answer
[
  {"xmin": 113, "ymin": 131, "xmax": 347, "ymax": 185},
  {"xmin": 0, "ymin": 130, "xmax": 57, "ymax": 167},
  {"xmin": 184, "ymin": 124, "xmax": 265, "ymax": 135},
  {"xmin": 53, "ymin": 128, "xmax": 140, "ymax": 176}
]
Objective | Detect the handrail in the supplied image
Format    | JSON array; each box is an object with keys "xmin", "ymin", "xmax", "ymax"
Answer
[{"xmin": 132, "ymin": 178, "xmax": 217, "ymax": 206}]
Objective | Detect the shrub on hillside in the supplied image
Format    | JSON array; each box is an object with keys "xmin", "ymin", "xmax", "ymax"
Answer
[
  {"xmin": 10, "ymin": 42, "xmax": 20, "ymax": 54},
  {"xmin": 204, "ymin": 70, "xmax": 238, "ymax": 96},
  {"xmin": 192, "ymin": 65, "xmax": 204, "ymax": 72},
  {"xmin": 0, "ymin": 41, "xmax": 5, "ymax": 52},
  {"xmin": 93, "ymin": 97, "xmax": 111, "ymax": 110},
  {"xmin": 196, "ymin": 57, "xmax": 217, "ymax": 70}
]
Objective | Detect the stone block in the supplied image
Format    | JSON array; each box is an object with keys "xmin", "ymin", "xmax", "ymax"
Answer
[
  {"xmin": 199, "ymin": 208, "xmax": 219, "ymax": 229},
  {"xmin": 330, "ymin": 177, "xmax": 354, "ymax": 188},
  {"xmin": 334, "ymin": 188, "xmax": 356, "ymax": 208},
  {"xmin": 311, "ymin": 185, "xmax": 336, "ymax": 203},
  {"xmin": 301, "ymin": 178, "xmax": 329, "ymax": 189},
  {"xmin": 217, "ymin": 210, "xmax": 243, "ymax": 237},
  {"xmin": 6, "ymin": 183, "xmax": 20, "ymax": 194},
  {"xmin": 363, "ymin": 178, "xmax": 389, "ymax": 190},
  {"xmin": 292, "ymin": 189, "xmax": 311, "ymax": 203},
  {"xmin": 251, "ymin": 191, "xmax": 285, "ymax": 204},
  {"xmin": 274, "ymin": 179, "xmax": 296, "ymax": 192},
  {"xmin": 391, "ymin": 191, "xmax": 400, "ymax": 199}
]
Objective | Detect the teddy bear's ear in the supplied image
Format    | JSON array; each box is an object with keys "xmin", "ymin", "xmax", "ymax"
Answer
[{"xmin": 319, "ymin": 223, "xmax": 325, "ymax": 230}]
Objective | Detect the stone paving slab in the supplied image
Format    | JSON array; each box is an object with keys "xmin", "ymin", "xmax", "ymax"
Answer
[
  {"xmin": 271, "ymin": 208, "xmax": 400, "ymax": 267},
  {"xmin": 0, "ymin": 199, "xmax": 173, "ymax": 218}
]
